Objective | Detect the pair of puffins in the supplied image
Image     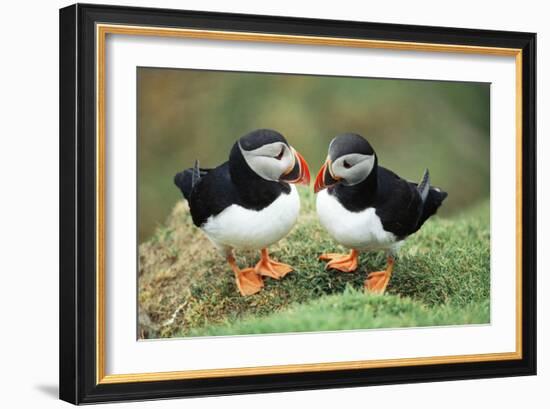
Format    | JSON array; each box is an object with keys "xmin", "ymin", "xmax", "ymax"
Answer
[{"xmin": 175, "ymin": 129, "xmax": 447, "ymax": 296}]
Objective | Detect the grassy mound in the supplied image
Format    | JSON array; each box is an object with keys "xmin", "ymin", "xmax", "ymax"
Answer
[
  {"xmin": 138, "ymin": 188, "xmax": 490, "ymax": 339},
  {"xmin": 190, "ymin": 289, "xmax": 489, "ymax": 337}
]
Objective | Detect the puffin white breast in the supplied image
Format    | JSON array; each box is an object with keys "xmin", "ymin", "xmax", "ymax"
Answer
[
  {"xmin": 203, "ymin": 185, "xmax": 300, "ymax": 251},
  {"xmin": 316, "ymin": 189, "xmax": 396, "ymax": 250}
]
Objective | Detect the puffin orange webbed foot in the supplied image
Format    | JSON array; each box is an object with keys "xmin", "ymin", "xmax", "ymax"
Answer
[
  {"xmin": 227, "ymin": 255, "xmax": 263, "ymax": 296},
  {"xmin": 254, "ymin": 248, "xmax": 293, "ymax": 280},
  {"xmin": 365, "ymin": 256, "xmax": 394, "ymax": 295},
  {"xmin": 319, "ymin": 249, "xmax": 359, "ymax": 273},
  {"xmin": 236, "ymin": 268, "xmax": 264, "ymax": 296}
]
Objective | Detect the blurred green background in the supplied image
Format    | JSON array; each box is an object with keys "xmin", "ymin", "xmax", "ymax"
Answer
[{"xmin": 138, "ymin": 68, "xmax": 489, "ymax": 243}]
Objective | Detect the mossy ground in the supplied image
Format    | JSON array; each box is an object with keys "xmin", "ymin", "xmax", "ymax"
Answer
[{"xmin": 138, "ymin": 188, "xmax": 490, "ymax": 339}]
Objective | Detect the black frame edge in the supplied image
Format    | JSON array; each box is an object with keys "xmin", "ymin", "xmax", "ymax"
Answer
[
  {"xmin": 520, "ymin": 33, "xmax": 537, "ymax": 376},
  {"xmin": 59, "ymin": 3, "xmax": 537, "ymax": 404},
  {"xmin": 59, "ymin": 3, "xmax": 78, "ymax": 405}
]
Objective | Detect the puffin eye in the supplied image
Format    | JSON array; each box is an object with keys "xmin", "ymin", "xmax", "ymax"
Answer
[
  {"xmin": 343, "ymin": 160, "xmax": 352, "ymax": 169},
  {"xmin": 275, "ymin": 146, "xmax": 285, "ymax": 160}
]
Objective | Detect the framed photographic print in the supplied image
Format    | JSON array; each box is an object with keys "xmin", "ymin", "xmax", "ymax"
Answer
[{"xmin": 59, "ymin": 3, "xmax": 536, "ymax": 404}]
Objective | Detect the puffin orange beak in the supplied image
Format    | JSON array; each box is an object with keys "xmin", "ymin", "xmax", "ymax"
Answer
[
  {"xmin": 314, "ymin": 159, "xmax": 340, "ymax": 193},
  {"xmin": 280, "ymin": 148, "xmax": 311, "ymax": 186}
]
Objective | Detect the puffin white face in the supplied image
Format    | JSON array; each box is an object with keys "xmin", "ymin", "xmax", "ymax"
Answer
[
  {"xmin": 330, "ymin": 153, "xmax": 375, "ymax": 186},
  {"xmin": 239, "ymin": 141, "xmax": 295, "ymax": 182}
]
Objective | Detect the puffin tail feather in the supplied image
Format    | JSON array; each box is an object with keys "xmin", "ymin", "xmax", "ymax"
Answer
[
  {"xmin": 417, "ymin": 168, "xmax": 430, "ymax": 203},
  {"xmin": 191, "ymin": 160, "xmax": 200, "ymax": 189},
  {"xmin": 174, "ymin": 160, "xmax": 204, "ymax": 201},
  {"xmin": 414, "ymin": 184, "xmax": 448, "ymax": 232}
]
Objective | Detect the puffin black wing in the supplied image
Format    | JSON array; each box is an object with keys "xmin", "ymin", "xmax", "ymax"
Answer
[
  {"xmin": 373, "ymin": 167, "xmax": 447, "ymax": 239},
  {"xmin": 176, "ymin": 162, "xmax": 241, "ymax": 227},
  {"xmin": 374, "ymin": 167, "xmax": 424, "ymax": 238},
  {"xmin": 174, "ymin": 160, "xmax": 211, "ymax": 201},
  {"xmin": 408, "ymin": 169, "xmax": 448, "ymax": 233}
]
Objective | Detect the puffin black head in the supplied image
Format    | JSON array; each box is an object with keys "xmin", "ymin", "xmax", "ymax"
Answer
[
  {"xmin": 234, "ymin": 129, "xmax": 310, "ymax": 185},
  {"xmin": 314, "ymin": 133, "xmax": 377, "ymax": 193}
]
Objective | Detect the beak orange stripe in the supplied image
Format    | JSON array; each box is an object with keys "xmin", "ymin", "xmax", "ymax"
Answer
[
  {"xmin": 314, "ymin": 161, "xmax": 328, "ymax": 193},
  {"xmin": 294, "ymin": 149, "xmax": 311, "ymax": 186},
  {"xmin": 282, "ymin": 147, "xmax": 311, "ymax": 186}
]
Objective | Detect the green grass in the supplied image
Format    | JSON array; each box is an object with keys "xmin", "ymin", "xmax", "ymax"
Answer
[
  {"xmin": 189, "ymin": 289, "xmax": 489, "ymax": 337},
  {"xmin": 138, "ymin": 188, "xmax": 490, "ymax": 339}
]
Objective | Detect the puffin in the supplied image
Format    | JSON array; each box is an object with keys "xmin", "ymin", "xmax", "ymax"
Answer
[
  {"xmin": 314, "ymin": 133, "xmax": 448, "ymax": 294},
  {"xmin": 174, "ymin": 129, "xmax": 311, "ymax": 296}
]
